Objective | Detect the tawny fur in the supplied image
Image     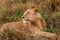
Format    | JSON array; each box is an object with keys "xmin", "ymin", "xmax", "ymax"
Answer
[
  {"xmin": 21, "ymin": 7, "xmax": 46, "ymax": 30},
  {"xmin": 1, "ymin": 21, "xmax": 32, "ymax": 29}
]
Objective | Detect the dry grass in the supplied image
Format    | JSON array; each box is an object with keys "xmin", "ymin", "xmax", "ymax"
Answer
[{"xmin": 0, "ymin": 0, "xmax": 60, "ymax": 40}]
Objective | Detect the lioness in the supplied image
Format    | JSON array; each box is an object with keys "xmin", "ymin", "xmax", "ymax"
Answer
[{"xmin": 21, "ymin": 6, "xmax": 46, "ymax": 30}]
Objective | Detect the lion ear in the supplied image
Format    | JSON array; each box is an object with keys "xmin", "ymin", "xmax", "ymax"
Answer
[
  {"xmin": 34, "ymin": 8, "xmax": 39, "ymax": 12},
  {"xmin": 31, "ymin": 6, "xmax": 35, "ymax": 9},
  {"xmin": 31, "ymin": 6, "xmax": 39, "ymax": 12}
]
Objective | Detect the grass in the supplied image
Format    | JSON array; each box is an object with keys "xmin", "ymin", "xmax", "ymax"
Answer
[
  {"xmin": 8, "ymin": 8, "xmax": 24, "ymax": 21},
  {"xmin": 56, "ymin": 12, "xmax": 60, "ymax": 19},
  {"xmin": 0, "ymin": 0, "xmax": 60, "ymax": 40},
  {"xmin": 44, "ymin": 28, "xmax": 56, "ymax": 33},
  {"xmin": 0, "ymin": 0, "xmax": 60, "ymax": 34}
]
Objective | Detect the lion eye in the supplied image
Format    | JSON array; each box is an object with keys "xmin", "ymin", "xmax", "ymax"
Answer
[{"xmin": 27, "ymin": 12, "xmax": 30, "ymax": 13}]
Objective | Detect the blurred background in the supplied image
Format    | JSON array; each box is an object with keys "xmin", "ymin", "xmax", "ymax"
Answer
[{"xmin": 0, "ymin": 0, "xmax": 60, "ymax": 34}]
